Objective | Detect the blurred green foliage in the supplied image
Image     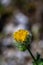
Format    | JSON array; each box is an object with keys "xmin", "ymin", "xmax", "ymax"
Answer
[
  {"xmin": 33, "ymin": 53, "xmax": 43, "ymax": 65},
  {"xmin": 0, "ymin": 3, "xmax": 5, "ymax": 15}
]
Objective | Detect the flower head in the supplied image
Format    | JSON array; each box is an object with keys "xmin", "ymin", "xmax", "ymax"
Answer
[
  {"xmin": 12, "ymin": 29, "xmax": 31, "ymax": 51},
  {"xmin": 13, "ymin": 29, "xmax": 30, "ymax": 43}
]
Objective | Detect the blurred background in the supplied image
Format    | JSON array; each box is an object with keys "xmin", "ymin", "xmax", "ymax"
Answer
[{"xmin": 0, "ymin": 0, "xmax": 43, "ymax": 65}]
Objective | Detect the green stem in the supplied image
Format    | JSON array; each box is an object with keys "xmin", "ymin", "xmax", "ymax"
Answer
[{"xmin": 26, "ymin": 45, "xmax": 38, "ymax": 65}]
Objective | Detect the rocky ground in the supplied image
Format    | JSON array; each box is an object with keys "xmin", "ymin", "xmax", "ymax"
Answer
[{"xmin": 0, "ymin": 40, "xmax": 43, "ymax": 65}]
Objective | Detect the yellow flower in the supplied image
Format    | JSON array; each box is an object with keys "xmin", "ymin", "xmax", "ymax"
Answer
[{"xmin": 13, "ymin": 29, "xmax": 30, "ymax": 43}]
